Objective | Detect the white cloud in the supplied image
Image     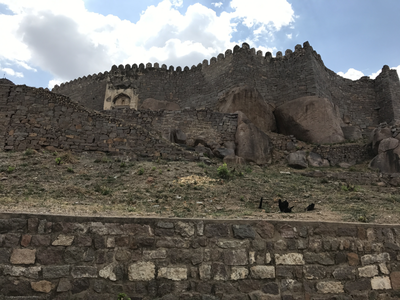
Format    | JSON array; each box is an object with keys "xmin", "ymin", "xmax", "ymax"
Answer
[
  {"xmin": 212, "ymin": 2, "xmax": 223, "ymax": 8},
  {"xmin": 2, "ymin": 67, "xmax": 24, "ymax": 78},
  {"xmin": 230, "ymin": 0, "xmax": 295, "ymax": 29},
  {"xmin": 0, "ymin": 0, "xmax": 296, "ymax": 87},
  {"xmin": 286, "ymin": 33, "xmax": 292, "ymax": 39},
  {"xmin": 48, "ymin": 78, "xmax": 63, "ymax": 89},
  {"xmin": 337, "ymin": 68, "xmax": 364, "ymax": 81}
]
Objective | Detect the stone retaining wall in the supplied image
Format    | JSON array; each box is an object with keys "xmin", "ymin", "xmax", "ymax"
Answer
[{"xmin": 1, "ymin": 213, "xmax": 400, "ymax": 299}]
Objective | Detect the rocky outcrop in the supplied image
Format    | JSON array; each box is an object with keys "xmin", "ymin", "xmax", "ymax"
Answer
[
  {"xmin": 140, "ymin": 98, "xmax": 180, "ymax": 111},
  {"xmin": 218, "ymin": 86, "xmax": 276, "ymax": 133},
  {"xmin": 274, "ymin": 96, "xmax": 345, "ymax": 144},
  {"xmin": 369, "ymin": 125, "xmax": 400, "ymax": 173},
  {"xmin": 235, "ymin": 112, "xmax": 273, "ymax": 165}
]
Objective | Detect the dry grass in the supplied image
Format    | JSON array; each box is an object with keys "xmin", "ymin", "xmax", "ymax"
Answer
[{"xmin": 0, "ymin": 149, "xmax": 399, "ymax": 224}]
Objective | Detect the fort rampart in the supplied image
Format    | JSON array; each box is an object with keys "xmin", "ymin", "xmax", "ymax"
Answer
[
  {"xmin": 1, "ymin": 213, "xmax": 400, "ymax": 299},
  {"xmin": 52, "ymin": 42, "xmax": 400, "ymax": 131}
]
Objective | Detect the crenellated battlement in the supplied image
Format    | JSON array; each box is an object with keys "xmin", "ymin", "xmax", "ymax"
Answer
[
  {"xmin": 53, "ymin": 41, "xmax": 321, "ymax": 92},
  {"xmin": 50, "ymin": 41, "xmax": 400, "ymax": 130}
]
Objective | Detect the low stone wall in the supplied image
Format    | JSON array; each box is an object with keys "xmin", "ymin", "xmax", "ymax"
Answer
[
  {"xmin": 105, "ymin": 109, "xmax": 238, "ymax": 148},
  {"xmin": 313, "ymin": 143, "xmax": 372, "ymax": 166},
  {"xmin": 1, "ymin": 213, "xmax": 400, "ymax": 299}
]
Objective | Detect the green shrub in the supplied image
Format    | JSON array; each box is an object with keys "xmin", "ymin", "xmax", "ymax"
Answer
[
  {"xmin": 55, "ymin": 157, "xmax": 62, "ymax": 165},
  {"xmin": 117, "ymin": 293, "xmax": 131, "ymax": 300},
  {"xmin": 67, "ymin": 167, "xmax": 74, "ymax": 173},
  {"xmin": 138, "ymin": 168, "xmax": 144, "ymax": 175},
  {"xmin": 217, "ymin": 163, "xmax": 230, "ymax": 179},
  {"xmin": 7, "ymin": 166, "xmax": 15, "ymax": 173}
]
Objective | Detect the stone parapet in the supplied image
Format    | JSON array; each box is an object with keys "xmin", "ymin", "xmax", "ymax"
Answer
[{"xmin": 1, "ymin": 213, "xmax": 400, "ymax": 299}]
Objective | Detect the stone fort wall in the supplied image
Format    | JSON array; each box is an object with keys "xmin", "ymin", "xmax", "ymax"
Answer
[
  {"xmin": 1, "ymin": 213, "xmax": 400, "ymax": 299},
  {"xmin": 52, "ymin": 41, "xmax": 400, "ymax": 131},
  {"xmin": 0, "ymin": 84, "xmax": 237, "ymax": 159}
]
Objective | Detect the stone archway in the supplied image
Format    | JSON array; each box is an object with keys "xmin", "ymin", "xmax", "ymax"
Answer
[{"xmin": 113, "ymin": 93, "xmax": 131, "ymax": 108}]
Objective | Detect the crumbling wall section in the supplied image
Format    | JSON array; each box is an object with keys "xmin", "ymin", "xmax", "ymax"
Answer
[
  {"xmin": 105, "ymin": 109, "xmax": 238, "ymax": 148},
  {"xmin": 375, "ymin": 66, "xmax": 400, "ymax": 124},
  {"xmin": 1, "ymin": 85, "xmax": 196, "ymax": 160}
]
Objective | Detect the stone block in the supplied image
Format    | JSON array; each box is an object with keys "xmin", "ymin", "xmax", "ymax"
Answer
[
  {"xmin": 371, "ymin": 276, "xmax": 392, "ymax": 290},
  {"xmin": 3, "ymin": 265, "xmax": 41, "ymax": 278},
  {"xmin": 359, "ymin": 265, "xmax": 379, "ymax": 278},
  {"xmin": 275, "ymin": 253, "xmax": 305, "ymax": 265},
  {"xmin": 255, "ymin": 221, "xmax": 275, "ymax": 239},
  {"xmin": 212, "ymin": 262, "xmax": 228, "ymax": 280},
  {"xmin": 199, "ymin": 263, "xmax": 212, "ymax": 280},
  {"xmin": 20, "ymin": 234, "xmax": 32, "ymax": 247},
  {"xmin": 158, "ymin": 267, "xmax": 187, "ymax": 281},
  {"xmin": 31, "ymin": 235, "xmax": 51, "ymax": 246},
  {"xmin": 303, "ymin": 265, "xmax": 327, "ymax": 280},
  {"xmin": 99, "ymin": 263, "xmax": 117, "ymax": 281},
  {"xmin": 232, "ymin": 225, "xmax": 255, "ymax": 239},
  {"xmin": 204, "ymin": 224, "xmax": 230, "ymax": 237},
  {"xmin": 155, "ymin": 237, "xmax": 190, "ymax": 248},
  {"xmin": 10, "ymin": 249, "xmax": 36, "ymax": 265},
  {"xmin": 31, "ymin": 280, "xmax": 52, "ymax": 293},
  {"xmin": 250, "ymin": 266, "xmax": 275, "ymax": 279},
  {"xmin": 223, "ymin": 249, "xmax": 248, "ymax": 265},
  {"xmin": 390, "ymin": 271, "xmax": 400, "ymax": 290},
  {"xmin": 316, "ymin": 281, "xmax": 344, "ymax": 293},
  {"xmin": 57, "ymin": 278, "xmax": 72, "ymax": 292},
  {"xmin": 262, "ymin": 282, "xmax": 279, "ymax": 295},
  {"xmin": 115, "ymin": 249, "xmax": 131, "ymax": 261},
  {"xmin": 347, "ymin": 252, "xmax": 359, "ymax": 266},
  {"xmin": 361, "ymin": 252, "xmax": 390, "ymax": 266},
  {"xmin": 52, "ymin": 234, "xmax": 75, "ymax": 246},
  {"xmin": 303, "ymin": 252, "xmax": 334, "ymax": 265},
  {"xmin": 231, "ymin": 267, "xmax": 249, "ymax": 280},
  {"xmin": 43, "ymin": 265, "xmax": 70, "ymax": 278},
  {"xmin": 332, "ymin": 266, "xmax": 356, "ymax": 280},
  {"xmin": 71, "ymin": 266, "xmax": 98, "ymax": 278},
  {"xmin": 344, "ymin": 278, "xmax": 371, "ymax": 293},
  {"xmin": 216, "ymin": 239, "xmax": 249, "ymax": 249},
  {"xmin": 143, "ymin": 249, "xmax": 167, "ymax": 260},
  {"xmin": 175, "ymin": 221, "xmax": 195, "ymax": 237},
  {"xmin": 128, "ymin": 261, "xmax": 155, "ymax": 281}
]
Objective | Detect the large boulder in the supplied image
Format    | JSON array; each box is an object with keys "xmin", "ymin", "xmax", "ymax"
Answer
[
  {"xmin": 235, "ymin": 112, "xmax": 273, "ymax": 165},
  {"xmin": 369, "ymin": 147, "xmax": 400, "ymax": 174},
  {"xmin": 140, "ymin": 98, "xmax": 180, "ymax": 111},
  {"xmin": 274, "ymin": 96, "xmax": 345, "ymax": 144},
  {"xmin": 370, "ymin": 127, "xmax": 392, "ymax": 154},
  {"xmin": 287, "ymin": 151, "xmax": 308, "ymax": 169},
  {"xmin": 218, "ymin": 86, "xmax": 276, "ymax": 133}
]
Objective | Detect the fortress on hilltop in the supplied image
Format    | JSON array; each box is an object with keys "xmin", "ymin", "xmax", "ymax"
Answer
[
  {"xmin": 52, "ymin": 41, "xmax": 400, "ymax": 128},
  {"xmin": 1, "ymin": 41, "xmax": 400, "ymax": 168}
]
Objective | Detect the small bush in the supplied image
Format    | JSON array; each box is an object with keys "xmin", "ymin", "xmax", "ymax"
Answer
[
  {"xmin": 55, "ymin": 157, "xmax": 62, "ymax": 165},
  {"xmin": 67, "ymin": 167, "xmax": 74, "ymax": 173},
  {"xmin": 117, "ymin": 293, "xmax": 131, "ymax": 300},
  {"xmin": 7, "ymin": 166, "xmax": 15, "ymax": 173},
  {"xmin": 217, "ymin": 163, "xmax": 230, "ymax": 179},
  {"xmin": 138, "ymin": 168, "xmax": 144, "ymax": 175},
  {"xmin": 24, "ymin": 148, "xmax": 35, "ymax": 156}
]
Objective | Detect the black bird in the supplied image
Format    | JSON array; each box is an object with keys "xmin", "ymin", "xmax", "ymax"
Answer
[
  {"xmin": 305, "ymin": 203, "xmax": 315, "ymax": 211},
  {"xmin": 279, "ymin": 199, "xmax": 293, "ymax": 213},
  {"xmin": 284, "ymin": 205, "xmax": 294, "ymax": 213},
  {"xmin": 259, "ymin": 197, "xmax": 263, "ymax": 209}
]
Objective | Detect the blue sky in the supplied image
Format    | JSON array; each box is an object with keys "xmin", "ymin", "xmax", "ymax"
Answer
[{"xmin": 0, "ymin": 0, "xmax": 399, "ymax": 89}]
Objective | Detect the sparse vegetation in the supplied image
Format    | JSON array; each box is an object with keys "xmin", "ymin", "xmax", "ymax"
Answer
[
  {"xmin": 0, "ymin": 150, "xmax": 398, "ymax": 224},
  {"xmin": 217, "ymin": 163, "xmax": 230, "ymax": 179}
]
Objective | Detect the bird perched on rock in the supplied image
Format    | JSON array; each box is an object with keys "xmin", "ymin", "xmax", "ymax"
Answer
[
  {"xmin": 278, "ymin": 199, "xmax": 294, "ymax": 213},
  {"xmin": 258, "ymin": 197, "xmax": 263, "ymax": 209},
  {"xmin": 305, "ymin": 203, "xmax": 315, "ymax": 211}
]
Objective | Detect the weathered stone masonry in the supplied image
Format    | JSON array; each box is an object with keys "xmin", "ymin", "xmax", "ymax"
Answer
[
  {"xmin": 1, "ymin": 213, "xmax": 400, "ymax": 299},
  {"xmin": 52, "ymin": 42, "xmax": 400, "ymax": 131},
  {"xmin": 0, "ymin": 84, "xmax": 237, "ymax": 158}
]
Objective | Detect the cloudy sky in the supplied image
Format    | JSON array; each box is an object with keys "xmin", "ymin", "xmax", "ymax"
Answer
[{"xmin": 0, "ymin": 0, "xmax": 399, "ymax": 89}]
